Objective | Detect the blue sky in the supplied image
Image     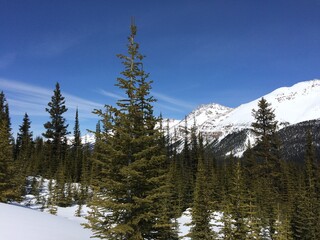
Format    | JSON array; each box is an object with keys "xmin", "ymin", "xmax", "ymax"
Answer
[{"xmin": 0, "ymin": 0, "xmax": 319, "ymax": 137}]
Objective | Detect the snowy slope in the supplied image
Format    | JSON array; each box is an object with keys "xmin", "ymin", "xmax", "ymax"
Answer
[
  {"xmin": 220, "ymin": 79, "xmax": 320, "ymax": 130},
  {"xmin": 169, "ymin": 79, "xmax": 320, "ymax": 154},
  {"xmin": 0, "ymin": 203, "xmax": 97, "ymax": 240}
]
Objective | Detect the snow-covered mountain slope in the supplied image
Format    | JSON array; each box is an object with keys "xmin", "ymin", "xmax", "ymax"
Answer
[
  {"xmin": 169, "ymin": 79, "xmax": 320, "ymax": 153},
  {"xmin": 168, "ymin": 103, "xmax": 233, "ymax": 141},
  {"xmin": 0, "ymin": 203, "xmax": 97, "ymax": 240},
  {"xmin": 220, "ymin": 79, "xmax": 320, "ymax": 130}
]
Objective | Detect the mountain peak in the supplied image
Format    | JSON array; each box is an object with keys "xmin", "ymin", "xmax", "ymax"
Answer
[{"xmin": 168, "ymin": 79, "xmax": 320, "ymax": 154}]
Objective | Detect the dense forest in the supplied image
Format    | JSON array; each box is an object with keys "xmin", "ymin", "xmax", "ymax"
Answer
[{"xmin": 1, "ymin": 23, "xmax": 320, "ymax": 240}]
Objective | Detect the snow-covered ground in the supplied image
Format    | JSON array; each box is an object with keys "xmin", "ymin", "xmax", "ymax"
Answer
[
  {"xmin": 0, "ymin": 202, "xmax": 195, "ymax": 240},
  {"xmin": 0, "ymin": 177, "xmax": 225, "ymax": 239},
  {"xmin": 0, "ymin": 202, "xmax": 98, "ymax": 240}
]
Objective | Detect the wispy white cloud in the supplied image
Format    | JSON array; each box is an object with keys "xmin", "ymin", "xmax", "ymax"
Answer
[
  {"xmin": 97, "ymin": 89, "xmax": 193, "ymax": 114},
  {"xmin": 0, "ymin": 78, "xmax": 102, "ymax": 119},
  {"xmin": 98, "ymin": 89, "xmax": 123, "ymax": 99},
  {"xmin": 0, "ymin": 53, "xmax": 17, "ymax": 69},
  {"xmin": 154, "ymin": 102, "xmax": 185, "ymax": 113},
  {"xmin": 153, "ymin": 91, "xmax": 195, "ymax": 110}
]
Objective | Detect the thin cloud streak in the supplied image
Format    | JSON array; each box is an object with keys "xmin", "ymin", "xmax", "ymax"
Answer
[
  {"xmin": 154, "ymin": 102, "xmax": 185, "ymax": 113},
  {"xmin": 98, "ymin": 89, "xmax": 192, "ymax": 114},
  {"xmin": 99, "ymin": 89, "xmax": 123, "ymax": 99},
  {"xmin": 0, "ymin": 78, "xmax": 102, "ymax": 119},
  {"xmin": 153, "ymin": 91, "xmax": 195, "ymax": 110}
]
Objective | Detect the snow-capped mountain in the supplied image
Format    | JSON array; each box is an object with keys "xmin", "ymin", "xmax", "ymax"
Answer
[{"xmin": 169, "ymin": 79, "xmax": 320, "ymax": 155}]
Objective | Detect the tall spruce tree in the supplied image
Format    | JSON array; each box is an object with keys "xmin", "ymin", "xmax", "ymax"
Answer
[
  {"xmin": 291, "ymin": 131, "xmax": 319, "ymax": 239},
  {"xmin": 251, "ymin": 97, "xmax": 280, "ymax": 236},
  {"xmin": 14, "ymin": 113, "xmax": 34, "ymax": 197},
  {"xmin": 251, "ymin": 97, "xmax": 279, "ymax": 171},
  {"xmin": 188, "ymin": 135, "xmax": 216, "ymax": 239},
  {"xmin": 87, "ymin": 21, "xmax": 172, "ymax": 239},
  {"xmin": 0, "ymin": 92, "xmax": 17, "ymax": 202},
  {"xmin": 70, "ymin": 108, "xmax": 82, "ymax": 182},
  {"xmin": 0, "ymin": 91, "xmax": 11, "ymax": 133},
  {"xmin": 229, "ymin": 160, "xmax": 250, "ymax": 239},
  {"xmin": 16, "ymin": 113, "xmax": 33, "ymax": 172},
  {"xmin": 43, "ymin": 82, "xmax": 69, "ymax": 176}
]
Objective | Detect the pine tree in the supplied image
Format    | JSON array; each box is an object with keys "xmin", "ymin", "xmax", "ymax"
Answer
[
  {"xmin": 219, "ymin": 198, "xmax": 234, "ymax": 240},
  {"xmin": 13, "ymin": 113, "xmax": 34, "ymax": 197},
  {"xmin": 87, "ymin": 21, "xmax": 172, "ymax": 239},
  {"xmin": 251, "ymin": 97, "xmax": 280, "ymax": 237},
  {"xmin": 0, "ymin": 91, "xmax": 12, "ymax": 133},
  {"xmin": 31, "ymin": 136, "xmax": 45, "ymax": 176},
  {"xmin": 16, "ymin": 113, "xmax": 33, "ymax": 173},
  {"xmin": 70, "ymin": 108, "xmax": 82, "ymax": 182},
  {"xmin": 273, "ymin": 204, "xmax": 293, "ymax": 240},
  {"xmin": 251, "ymin": 97, "xmax": 280, "ymax": 177},
  {"xmin": 188, "ymin": 135, "xmax": 216, "ymax": 240},
  {"xmin": 246, "ymin": 195, "xmax": 262, "ymax": 240},
  {"xmin": 182, "ymin": 118, "xmax": 194, "ymax": 208},
  {"xmin": 43, "ymin": 82, "xmax": 69, "ymax": 176},
  {"xmin": 291, "ymin": 131, "xmax": 318, "ymax": 239},
  {"xmin": 0, "ymin": 118, "xmax": 15, "ymax": 202},
  {"xmin": 229, "ymin": 161, "xmax": 249, "ymax": 239},
  {"xmin": 0, "ymin": 92, "xmax": 19, "ymax": 202},
  {"xmin": 47, "ymin": 179, "xmax": 58, "ymax": 215},
  {"xmin": 152, "ymin": 116, "xmax": 179, "ymax": 240}
]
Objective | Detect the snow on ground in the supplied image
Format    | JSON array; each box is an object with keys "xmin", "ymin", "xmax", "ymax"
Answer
[
  {"xmin": 177, "ymin": 208, "xmax": 223, "ymax": 239},
  {"xmin": 0, "ymin": 203, "xmax": 98, "ymax": 240},
  {"xmin": 1, "ymin": 177, "xmax": 223, "ymax": 239},
  {"xmin": 0, "ymin": 201, "xmax": 194, "ymax": 240}
]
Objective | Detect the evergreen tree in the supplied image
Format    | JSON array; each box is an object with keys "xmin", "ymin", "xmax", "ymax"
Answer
[
  {"xmin": 229, "ymin": 161, "xmax": 249, "ymax": 239},
  {"xmin": 0, "ymin": 91, "xmax": 12, "ymax": 134},
  {"xmin": 273, "ymin": 205, "xmax": 293, "ymax": 240},
  {"xmin": 188, "ymin": 135, "xmax": 216, "ymax": 240},
  {"xmin": 31, "ymin": 136, "xmax": 45, "ymax": 176},
  {"xmin": 43, "ymin": 82, "xmax": 69, "ymax": 176},
  {"xmin": 87, "ymin": 21, "xmax": 172, "ymax": 239},
  {"xmin": 13, "ymin": 113, "xmax": 34, "ymax": 197},
  {"xmin": 47, "ymin": 179, "xmax": 58, "ymax": 215},
  {"xmin": 0, "ymin": 92, "xmax": 18, "ymax": 202},
  {"xmin": 16, "ymin": 113, "xmax": 33, "ymax": 173},
  {"xmin": 152, "ymin": 116, "xmax": 179, "ymax": 240},
  {"xmin": 251, "ymin": 97, "xmax": 280, "ymax": 176},
  {"xmin": 219, "ymin": 198, "xmax": 234, "ymax": 240},
  {"xmin": 181, "ymin": 118, "xmax": 194, "ymax": 208},
  {"xmin": 251, "ymin": 98, "xmax": 280, "ymax": 236},
  {"xmin": 70, "ymin": 108, "xmax": 82, "ymax": 182},
  {"xmin": 291, "ymin": 131, "xmax": 318, "ymax": 239},
  {"xmin": 0, "ymin": 118, "xmax": 15, "ymax": 202}
]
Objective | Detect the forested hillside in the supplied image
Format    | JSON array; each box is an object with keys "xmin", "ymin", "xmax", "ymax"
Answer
[{"xmin": 1, "ymin": 23, "xmax": 320, "ymax": 240}]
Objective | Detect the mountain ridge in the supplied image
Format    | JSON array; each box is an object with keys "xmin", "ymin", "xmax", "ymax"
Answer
[{"xmin": 168, "ymin": 79, "xmax": 320, "ymax": 155}]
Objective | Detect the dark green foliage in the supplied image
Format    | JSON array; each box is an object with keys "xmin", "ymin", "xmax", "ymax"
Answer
[
  {"xmin": 16, "ymin": 113, "xmax": 33, "ymax": 162},
  {"xmin": 43, "ymin": 82, "xmax": 69, "ymax": 175},
  {"xmin": 0, "ymin": 118, "xmax": 15, "ymax": 202},
  {"xmin": 69, "ymin": 108, "xmax": 83, "ymax": 182},
  {"xmin": 0, "ymin": 91, "xmax": 12, "ymax": 133},
  {"xmin": 291, "ymin": 131, "xmax": 319, "ymax": 239},
  {"xmin": 229, "ymin": 161, "xmax": 249, "ymax": 239},
  {"xmin": 251, "ymin": 98, "xmax": 281, "ymax": 177},
  {"xmin": 0, "ymin": 92, "xmax": 20, "ymax": 202},
  {"xmin": 14, "ymin": 113, "xmax": 34, "ymax": 196},
  {"xmin": 188, "ymin": 135, "xmax": 216, "ymax": 240},
  {"xmin": 251, "ymin": 98, "xmax": 282, "ymax": 237},
  {"xmin": 86, "ymin": 22, "xmax": 173, "ymax": 239}
]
